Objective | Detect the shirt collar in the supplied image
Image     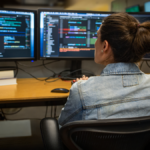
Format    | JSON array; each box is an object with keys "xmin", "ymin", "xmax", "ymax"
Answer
[{"xmin": 101, "ymin": 63, "xmax": 143, "ymax": 76}]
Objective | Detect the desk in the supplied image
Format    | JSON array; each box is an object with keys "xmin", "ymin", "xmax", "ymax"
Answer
[{"xmin": 0, "ymin": 78, "xmax": 71, "ymax": 108}]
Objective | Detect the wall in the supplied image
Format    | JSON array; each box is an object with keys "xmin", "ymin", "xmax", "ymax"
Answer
[
  {"xmin": 111, "ymin": 0, "xmax": 126, "ymax": 12},
  {"xmin": 111, "ymin": 0, "xmax": 150, "ymax": 12},
  {"xmin": 126, "ymin": 0, "xmax": 148, "ymax": 10},
  {"xmin": 65, "ymin": 0, "xmax": 114, "ymax": 11}
]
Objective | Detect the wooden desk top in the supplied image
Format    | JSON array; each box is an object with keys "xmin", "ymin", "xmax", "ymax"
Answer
[{"xmin": 0, "ymin": 78, "xmax": 72, "ymax": 103}]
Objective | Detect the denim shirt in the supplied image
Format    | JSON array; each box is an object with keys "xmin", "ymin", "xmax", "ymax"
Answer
[{"xmin": 58, "ymin": 63, "xmax": 150, "ymax": 126}]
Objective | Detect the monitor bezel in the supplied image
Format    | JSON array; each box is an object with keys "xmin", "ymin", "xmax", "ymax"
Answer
[
  {"xmin": 0, "ymin": 8, "xmax": 37, "ymax": 61},
  {"xmin": 38, "ymin": 9, "xmax": 113, "ymax": 60}
]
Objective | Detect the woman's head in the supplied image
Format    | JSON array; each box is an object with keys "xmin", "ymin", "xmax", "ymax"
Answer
[{"xmin": 95, "ymin": 12, "xmax": 150, "ymax": 65}]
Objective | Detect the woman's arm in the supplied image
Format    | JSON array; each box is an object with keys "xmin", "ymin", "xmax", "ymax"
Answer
[{"xmin": 58, "ymin": 82, "xmax": 83, "ymax": 126}]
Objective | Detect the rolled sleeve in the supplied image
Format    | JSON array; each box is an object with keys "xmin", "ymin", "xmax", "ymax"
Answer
[{"xmin": 58, "ymin": 82, "xmax": 82, "ymax": 126}]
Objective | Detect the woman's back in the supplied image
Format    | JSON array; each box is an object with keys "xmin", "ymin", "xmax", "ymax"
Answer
[
  {"xmin": 58, "ymin": 63, "xmax": 150, "ymax": 126},
  {"xmin": 58, "ymin": 13, "xmax": 150, "ymax": 127},
  {"xmin": 78, "ymin": 63, "xmax": 150, "ymax": 120}
]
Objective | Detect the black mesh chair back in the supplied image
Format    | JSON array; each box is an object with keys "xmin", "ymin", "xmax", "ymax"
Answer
[{"xmin": 60, "ymin": 116, "xmax": 150, "ymax": 150}]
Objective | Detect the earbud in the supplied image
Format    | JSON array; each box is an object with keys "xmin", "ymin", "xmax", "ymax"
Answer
[{"xmin": 101, "ymin": 50, "xmax": 104, "ymax": 53}]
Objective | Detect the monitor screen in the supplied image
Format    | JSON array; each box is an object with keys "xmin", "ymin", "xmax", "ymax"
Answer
[
  {"xmin": 129, "ymin": 13, "xmax": 150, "ymax": 60},
  {"xmin": 144, "ymin": 1, "xmax": 150, "ymax": 12},
  {"xmin": 0, "ymin": 9, "xmax": 36, "ymax": 60},
  {"xmin": 126, "ymin": 5, "xmax": 140, "ymax": 12},
  {"xmin": 39, "ymin": 10, "xmax": 150, "ymax": 60},
  {"xmin": 38, "ymin": 10, "xmax": 112, "ymax": 59}
]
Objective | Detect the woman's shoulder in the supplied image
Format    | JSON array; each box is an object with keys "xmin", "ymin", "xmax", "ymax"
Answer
[{"xmin": 76, "ymin": 75, "xmax": 117, "ymax": 90}]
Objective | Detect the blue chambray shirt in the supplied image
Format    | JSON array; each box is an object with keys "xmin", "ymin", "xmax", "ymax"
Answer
[{"xmin": 58, "ymin": 63, "xmax": 150, "ymax": 126}]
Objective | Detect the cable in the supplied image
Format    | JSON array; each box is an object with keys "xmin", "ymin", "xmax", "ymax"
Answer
[
  {"xmin": 42, "ymin": 60, "xmax": 56, "ymax": 77},
  {"xmin": 58, "ymin": 68, "xmax": 95, "ymax": 78},
  {"xmin": 4, "ymin": 118, "xmax": 42, "ymax": 121},
  {"xmin": 45, "ymin": 70, "xmax": 77, "ymax": 83},
  {"xmin": 54, "ymin": 106, "xmax": 57, "ymax": 118},
  {"xmin": 17, "ymin": 68, "xmax": 83, "ymax": 83},
  {"xmin": 146, "ymin": 61, "xmax": 150, "ymax": 68},
  {"xmin": 17, "ymin": 60, "xmax": 57, "ymax": 81},
  {"xmin": 140, "ymin": 61, "xmax": 144, "ymax": 70},
  {"xmin": 18, "ymin": 67, "xmax": 51, "ymax": 81},
  {"xmin": 1, "ymin": 108, "xmax": 22, "ymax": 115},
  {"xmin": 51, "ymin": 106, "xmax": 53, "ymax": 117},
  {"xmin": 66, "ymin": 68, "xmax": 94, "ymax": 76},
  {"xmin": 0, "ymin": 109, "xmax": 7, "ymax": 120},
  {"xmin": 57, "ymin": 69, "xmax": 72, "ymax": 76},
  {"xmin": 14, "ymin": 61, "xmax": 18, "ymax": 77},
  {"xmin": 45, "ymin": 77, "xmax": 60, "ymax": 83},
  {"xmin": 17, "ymin": 61, "xmax": 94, "ymax": 83},
  {"xmin": 17, "ymin": 67, "xmax": 58, "ymax": 82},
  {"xmin": 45, "ymin": 105, "xmax": 48, "ymax": 118},
  {"xmin": 45, "ymin": 68, "xmax": 95, "ymax": 83},
  {"xmin": 58, "ymin": 76, "xmax": 76, "ymax": 80}
]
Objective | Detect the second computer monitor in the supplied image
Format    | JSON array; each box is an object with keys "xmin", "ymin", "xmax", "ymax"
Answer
[
  {"xmin": 38, "ymin": 10, "xmax": 112, "ymax": 59},
  {"xmin": 0, "ymin": 8, "xmax": 37, "ymax": 60}
]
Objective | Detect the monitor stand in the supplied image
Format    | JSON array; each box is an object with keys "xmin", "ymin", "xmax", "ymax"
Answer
[
  {"xmin": 70, "ymin": 60, "xmax": 82, "ymax": 79},
  {"xmin": 60, "ymin": 60, "xmax": 82, "ymax": 80}
]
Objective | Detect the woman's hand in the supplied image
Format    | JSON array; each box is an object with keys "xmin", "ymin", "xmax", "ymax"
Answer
[{"xmin": 76, "ymin": 75, "xmax": 89, "ymax": 82}]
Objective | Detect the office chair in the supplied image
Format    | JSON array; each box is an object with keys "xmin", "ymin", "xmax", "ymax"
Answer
[{"xmin": 40, "ymin": 116, "xmax": 150, "ymax": 150}]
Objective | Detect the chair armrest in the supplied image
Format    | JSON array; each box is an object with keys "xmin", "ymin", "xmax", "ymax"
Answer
[{"xmin": 40, "ymin": 118, "xmax": 64, "ymax": 150}]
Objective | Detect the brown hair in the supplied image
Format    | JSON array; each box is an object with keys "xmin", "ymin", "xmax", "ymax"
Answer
[{"xmin": 100, "ymin": 12, "xmax": 150, "ymax": 63}]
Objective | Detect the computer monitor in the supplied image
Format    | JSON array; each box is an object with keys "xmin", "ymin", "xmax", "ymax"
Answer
[
  {"xmin": 0, "ymin": 8, "xmax": 37, "ymax": 61},
  {"xmin": 126, "ymin": 5, "xmax": 140, "ymax": 12},
  {"xmin": 38, "ymin": 9, "xmax": 112, "ymax": 60},
  {"xmin": 38, "ymin": 10, "xmax": 113, "ymax": 78},
  {"xmin": 144, "ymin": 1, "xmax": 150, "ymax": 12},
  {"xmin": 129, "ymin": 13, "xmax": 150, "ymax": 60}
]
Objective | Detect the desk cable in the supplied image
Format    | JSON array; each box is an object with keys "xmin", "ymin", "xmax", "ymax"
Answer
[
  {"xmin": 16, "ymin": 60, "xmax": 59, "ymax": 81},
  {"xmin": 14, "ymin": 61, "xmax": 18, "ymax": 77},
  {"xmin": 0, "ymin": 108, "xmax": 22, "ymax": 115},
  {"xmin": 45, "ymin": 102, "xmax": 48, "ymax": 118},
  {"xmin": 14, "ymin": 60, "xmax": 95, "ymax": 82},
  {"xmin": 45, "ymin": 68, "xmax": 95, "ymax": 83},
  {"xmin": 146, "ymin": 61, "xmax": 150, "ymax": 68},
  {"xmin": 42, "ymin": 60, "xmax": 56, "ymax": 77},
  {"xmin": 140, "ymin": 61, "xmax": 144, "ymax": 70}
]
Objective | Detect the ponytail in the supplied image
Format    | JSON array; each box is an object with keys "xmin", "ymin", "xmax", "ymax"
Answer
[{"xmin": 100, "ymin": 13, "xmax": 150, "ymax": 63}]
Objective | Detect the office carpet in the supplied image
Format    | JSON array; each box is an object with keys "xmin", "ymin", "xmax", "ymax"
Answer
[{"xmin": 0, "ymin": 119, "xmax": 45, "ymax": 150}]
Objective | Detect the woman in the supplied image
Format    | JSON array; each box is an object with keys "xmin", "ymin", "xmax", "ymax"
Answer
[{"xmin": 58, "ymin": 13, "xmax": 150, "ymax": 127}]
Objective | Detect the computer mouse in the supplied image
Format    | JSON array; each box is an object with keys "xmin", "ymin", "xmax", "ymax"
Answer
[{"xmin": 51, "ymin": 88, "xmax": 69, "ymax": 93}]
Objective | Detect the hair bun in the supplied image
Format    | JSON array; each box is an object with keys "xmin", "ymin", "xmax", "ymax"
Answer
[
  {"xmin": 128, "ymin": 22, "xmax": 138, "ymax": 35},
  {"xmin": 100, "ymin": 13, "xmax": 150, "ymax": 63}
]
